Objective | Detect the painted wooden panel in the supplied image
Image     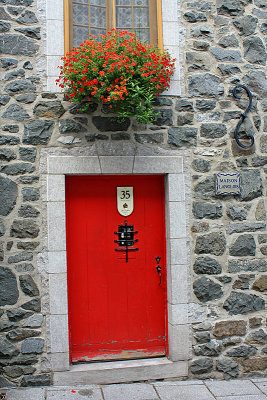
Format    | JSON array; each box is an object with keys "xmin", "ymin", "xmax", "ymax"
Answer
[{"xmin": 66, "ymin": 175, "xmax": 167, "ymax": 362}]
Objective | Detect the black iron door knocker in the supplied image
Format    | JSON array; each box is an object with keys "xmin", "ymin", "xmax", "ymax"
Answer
[{"xmin": 114, "ymin": 220, "xmax": 139, "ymax": 262}]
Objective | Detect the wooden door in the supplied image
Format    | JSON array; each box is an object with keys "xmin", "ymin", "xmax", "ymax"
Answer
[{"xmin": 66, "ymin": 175, "xmax": 167, "ymax": 362}]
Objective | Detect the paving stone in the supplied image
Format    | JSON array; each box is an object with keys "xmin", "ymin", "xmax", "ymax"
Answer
[
  {"xmin": 206, "ymin": 380, "xmax": 263, "ymax": 396},
  {"xmin": 254, "ymin": 381, "xmax": 267, "ymax": 395},
  {"xmin": 6, "ymin": 389, "xmax": 39, "ymax": 400},
  {"xmin": 103, "ymin": 383, "xmax": 158, "ymax": 400},
  {"xmin": 5, "ymin": 389, "xmax": 44, "ymax": 399},
  {"xmin": 46, "ymin": 387, "xmax": 103, "ymax": 400},
  {"xmin": 153, "ymin": 380, "xmax": 204, "ymax": 386},
  {"xmin": 155, "ymin": 384, "xmax": 215, "ymax": 400},
  {"xmin": 216, "ymin": 396, "xmax": 267, "ymax": 400}
]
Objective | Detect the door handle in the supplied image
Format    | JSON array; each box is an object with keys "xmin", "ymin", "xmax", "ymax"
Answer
[{"xmin": 155, "ymin": 257, "xmax": 162, "ymax": 285}]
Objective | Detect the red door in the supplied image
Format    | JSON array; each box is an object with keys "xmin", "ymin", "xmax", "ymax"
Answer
[{"xmin": 66, "ymin": 175, "xmax": 167, "ymax": 362}]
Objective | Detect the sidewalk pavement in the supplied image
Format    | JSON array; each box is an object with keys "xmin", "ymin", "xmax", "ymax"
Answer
[{"xmin": 2, "ymin": 378, "xmax": 267, "ymax": 400}]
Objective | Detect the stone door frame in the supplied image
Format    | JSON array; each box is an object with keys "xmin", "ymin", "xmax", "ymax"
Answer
[{"xmin": 40, "ymin": 144, "xmax": 191, "ymax": 384}]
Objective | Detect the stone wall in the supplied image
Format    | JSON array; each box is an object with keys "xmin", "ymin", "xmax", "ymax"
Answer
[{"xmin": 0, "ymin": 0, "xmax": 266, "ymax": 387}]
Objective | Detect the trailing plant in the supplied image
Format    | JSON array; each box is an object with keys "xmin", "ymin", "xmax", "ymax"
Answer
[{"xmin": 57, "ymin": 30, "xmax": 175, "ymax": 124}]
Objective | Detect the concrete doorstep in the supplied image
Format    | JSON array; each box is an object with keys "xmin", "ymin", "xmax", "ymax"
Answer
[{"xmin": 2, "ymin": 378, "xmax": 267, "ymax": 400}]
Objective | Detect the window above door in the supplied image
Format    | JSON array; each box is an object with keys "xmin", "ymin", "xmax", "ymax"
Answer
[
  {"xmin": 64, "ymin": 0, "xmax": 163, "ymax": 52},
  {"xmin": 43, "ymin": 0, "xmax": 180, "ymax": 95}
]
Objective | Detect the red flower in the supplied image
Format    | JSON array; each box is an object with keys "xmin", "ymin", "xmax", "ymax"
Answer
[{"xmin": 58, "ymin": 29, "xmax": 175, "ymax": 124}]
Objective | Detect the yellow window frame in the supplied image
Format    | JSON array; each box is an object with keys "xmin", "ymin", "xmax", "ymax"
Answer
[{"xmin": 64, "ymin": 0, "xmax": 163, "ymax": 54}]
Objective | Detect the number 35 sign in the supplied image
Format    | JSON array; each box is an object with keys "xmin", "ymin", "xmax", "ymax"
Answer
[{"xmin": 117, "ymin": 187, "xmax": 134, "ymax": 216}]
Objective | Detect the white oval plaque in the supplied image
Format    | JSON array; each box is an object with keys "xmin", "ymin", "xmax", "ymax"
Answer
[{"xmin": 117, "ymin": 187, "xmax": 134, "ymax": 216}]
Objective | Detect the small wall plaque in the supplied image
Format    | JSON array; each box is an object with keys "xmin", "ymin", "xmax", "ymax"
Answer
[
  {"xmin": 216, "ymin": 173, "xmax": 241, "ymax": 195},
  {"xmin": 117, "ymin": 186, "xmax": 134, "ymax": 216}
]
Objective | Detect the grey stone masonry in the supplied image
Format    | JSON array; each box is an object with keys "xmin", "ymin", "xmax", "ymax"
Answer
[{"xmin": 0, "ymin": 0, "xmax": 266, "ymax": 388}]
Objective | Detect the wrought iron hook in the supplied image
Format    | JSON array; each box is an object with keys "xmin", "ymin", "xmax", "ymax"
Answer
[{"xmin": 233, "ymin": 84, "xmax": 254, "ymax": 149}]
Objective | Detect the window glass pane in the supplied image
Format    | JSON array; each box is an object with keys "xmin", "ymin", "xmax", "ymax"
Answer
[
  {"xmin": 134, "ymin": 28, "xmax": 149, "ymax": 42},
  {"xmin": 133, "ymin": 6, "xmax": 149, "ymax": 28},
  {"xmin": 91, "ymin": 0, "xmax": 106, "ymax": 5},
  {"xmin": 90, "ymin": 5, "xmax": 106, "ymax": 28},
  {"xmin": 73, "ymin": 3, "xmax": 89, "ymax": 26},
  {"xmin": 90, "ymin": 27, "xmax": 106, "ymax": 37},
  {"xmin": 116, "ymin": 0, "xmax": 131, "ymax": 5},
  {"xmin": 116, "ymin": 7, "xmax": 132, "ymax": 28},
  {"xmin": 73, "ymin": 26, "xmax": 89, "ymax": 47},
  {"xmin": 134, "ymin": 0, "xmax": 148, "ymax": 5},
  {"xmin": 117, "ymin": 27, "xmax": 133, "ymax": 33}
]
